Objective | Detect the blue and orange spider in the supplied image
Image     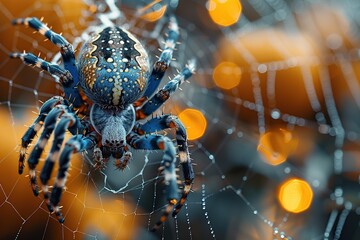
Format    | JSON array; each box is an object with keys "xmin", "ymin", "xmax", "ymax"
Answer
[{"xmin": 10, "ymin": 16, "xmax": 195, "ymax": 231}]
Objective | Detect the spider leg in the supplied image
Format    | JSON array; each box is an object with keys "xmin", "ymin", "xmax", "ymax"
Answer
[
  {"xmin": 10, "ymin": 52, "xmax": 82, "ymax": 106},
  {"xmin": 134, "ymin": 16, "xmax": 179, "ymax": 107},
  {"xmin": 50, "ymin": 134, "xmax": 96, "ymax": 223},
  {"xmin": 12, "ymin": 17, "xmax": 78, "ymax": 81},
  {"xmin": 39, "ymin": 111, "xmax": 83, "ymax": 212},
  {"xmin": 11, "ymin": 17, "xmax": 83, "ymax": 107},
  {"xmin": 136, "ymin": 60, "xmax": 195, "ymax": 120},
  {"xmin": 10, "ymin": 52, "xmax": 71, "ymax": 82},
  {"xmin": 133, "ymin": 114, "xmax": 194, "ymax": 216},
  {"xmin": 27, "ymin": 104, "xmax": 71, "ymax": 196},
  {"xmin": 18, "ymin": 96, "xmax": 66, "ymax": 174},
  {"xmin": 26, "ymin": 96, "xmax": 91, "ymax": 222},
  {"xmin": 127, "ymin": 133, "xmax": 179, "ymax": 231}
]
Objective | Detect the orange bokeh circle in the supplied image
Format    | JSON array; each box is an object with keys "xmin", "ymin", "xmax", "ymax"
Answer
[
  {"xmin": 208, "ymin": 0, "xmax": 242, "ymax": 27},
  {"xmin": 278, "ymin": 178, "xmax": 313, "ymax": 213},
  {"xmin": 178, "ymin": 108, "xmax": 207, "ymax": 140}
]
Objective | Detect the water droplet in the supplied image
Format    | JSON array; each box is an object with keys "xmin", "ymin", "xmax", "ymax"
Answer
[
  {"xmin": 271, "ymin": 109, "xmax": 281, "ymax": 119},
  {"xmin": 258, "ymin": 64, "xmax": 267, "ymax": 73}
]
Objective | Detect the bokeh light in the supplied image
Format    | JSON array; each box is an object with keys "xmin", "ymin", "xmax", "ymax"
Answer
[
  {"xmin": 278, "ymin": 178, "xmax": 313, "ymax": 213},
  {"xmin": 138, "ymin": 0, "xmax": 166, "ymax": 22},
  {"xmin": 217, "ymin": 28, "xmax": 319, "ymax": 122},
  {"xmin": 213, "ymin": 61, "xmax": 242, "ymax": 89},
  {"xmin": 178, "ymin": 108, "xmax": 207, "ymax": 140},
  {"xmin": 257, "ymin": 129, "xmax": 298, "ymax": 166},
  {"xmin": 208, "ymin": 0, "xmax": 242, "ymax": 27}
]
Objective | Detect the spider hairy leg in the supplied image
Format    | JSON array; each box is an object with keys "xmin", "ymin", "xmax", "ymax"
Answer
[
  {"xmin": 50, "ymin": 134, "xmax": 96, "ymax": 223},
  {"xmin": 133, "ymin": 114, "xmax": 194, "ymax": 216},
  {"xmin": 18, "ymin": 96, "xmax": 66, "ymax": 174},
  {"xmin": 11, "ymin": 18, "xmax": 69, "ymax": 49},
  {"xmin": 12, "ymin": 17, "xmax": 78, "ymax": 77},
  {"xmin": 10, "ymin": 52, "xmax": 73, "ymax": 83},
  {"xmin": 27, "ymin": 105, "xmax": 69, "ymax": 196},
  {"xmin": 11, "ymin": 17, "xmax": 84, "ymax": 107},
  {"xmin": 127, "ymin": 133, "xmax": 179, "ymax": 231},
  {"xmin": 134, "ymin": 16, "xmax": 179, "ymax": 107},
  {"xmin": 136, "ymin": 60, "xmax": 196, "ymax": 120},
  {"xmin": 10, "ymin": 51, "xmax": 83, "ymax": 106},
  {"xmin": 40, "ymin": 111, "xmax": 82, "ymax": 211}
]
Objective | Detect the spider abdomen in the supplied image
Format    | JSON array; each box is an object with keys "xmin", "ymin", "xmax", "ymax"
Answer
[{"xmin": 78, "ymin": 27, "xmax": 150, "ymax": 108}]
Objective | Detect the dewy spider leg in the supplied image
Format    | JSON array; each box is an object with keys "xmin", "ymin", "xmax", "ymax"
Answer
[
  {"xmin": 12, "ymin": 17, "xmax": 83, "ymax": 107},
  {"xmin": 127, "ymin": 133, "xmax": 179, "ymax": 231},
  {"xmin": 133, "ymin": 115, "xmax": 194, "ymax": 216},
  {"xmin": 134, "ymin": 16, "xmax": 179, "ymax": 107},
  {"xmin": 18, "ymin": 96, "xmax": 66, "ymax": 174}
]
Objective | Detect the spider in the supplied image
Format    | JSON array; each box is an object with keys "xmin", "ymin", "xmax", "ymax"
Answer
[{"xmin": 10, "ymin": 16, "xmax": 195, "ymax": 231}]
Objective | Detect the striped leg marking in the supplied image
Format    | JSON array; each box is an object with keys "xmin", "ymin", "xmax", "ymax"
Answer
[
  {"xmin": 136, "ymin": 60, "xmax": 195, "ymax": 120},
  {"xmin": 12, "ymin": 17, "xmax": 70, "ymax": 47},
  {"xmin": 127, "ymin": 133, "xmax": 179, "ymax": 231},
  {"xmin": 133, "ymin": 114, "xmax": 194, "ymax": 217},
  {"xmin": 18, "ymin": 96, "xmax": 66, "ymax": 174},
  {"xmin": 27, "ymin": 105, "xmax": 69, "ymax": 196},
  {"xmin": 50, "ymin": 135, "xmax": 95, "ymax": 223},
  {"xmin": 12, "ymin": 17, "xmax": 77, "ymax": 75},
  {"xmin": 40, "ymin": 111, "xmax": 81, "ymax": 212},
  {"xmin": 10, "ymin": 53, "xmax": 73, "ymax": 84},
  {"xmin": 11, "ymin": 17, "xmax": 83, "ymax": 107}
]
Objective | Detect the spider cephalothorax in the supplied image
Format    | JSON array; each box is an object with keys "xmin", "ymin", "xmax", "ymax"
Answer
[
  {"xmin": 11, "ymin": 16, "xmax": 195, "ymax": 231},
  {"xmin": 91, "ymin": 103, "xmax": 135, "ymax": 169}
]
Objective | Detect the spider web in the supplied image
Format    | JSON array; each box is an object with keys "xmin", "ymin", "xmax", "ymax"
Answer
[{"xmin": 1, "ymin": 0, "xmax": 360, "ymax": 239}]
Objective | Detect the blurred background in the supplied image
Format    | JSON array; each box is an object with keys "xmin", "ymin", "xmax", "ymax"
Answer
[{"xmin": 1, "ymin": 0, "xmax": 360, "ymax": 239}]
